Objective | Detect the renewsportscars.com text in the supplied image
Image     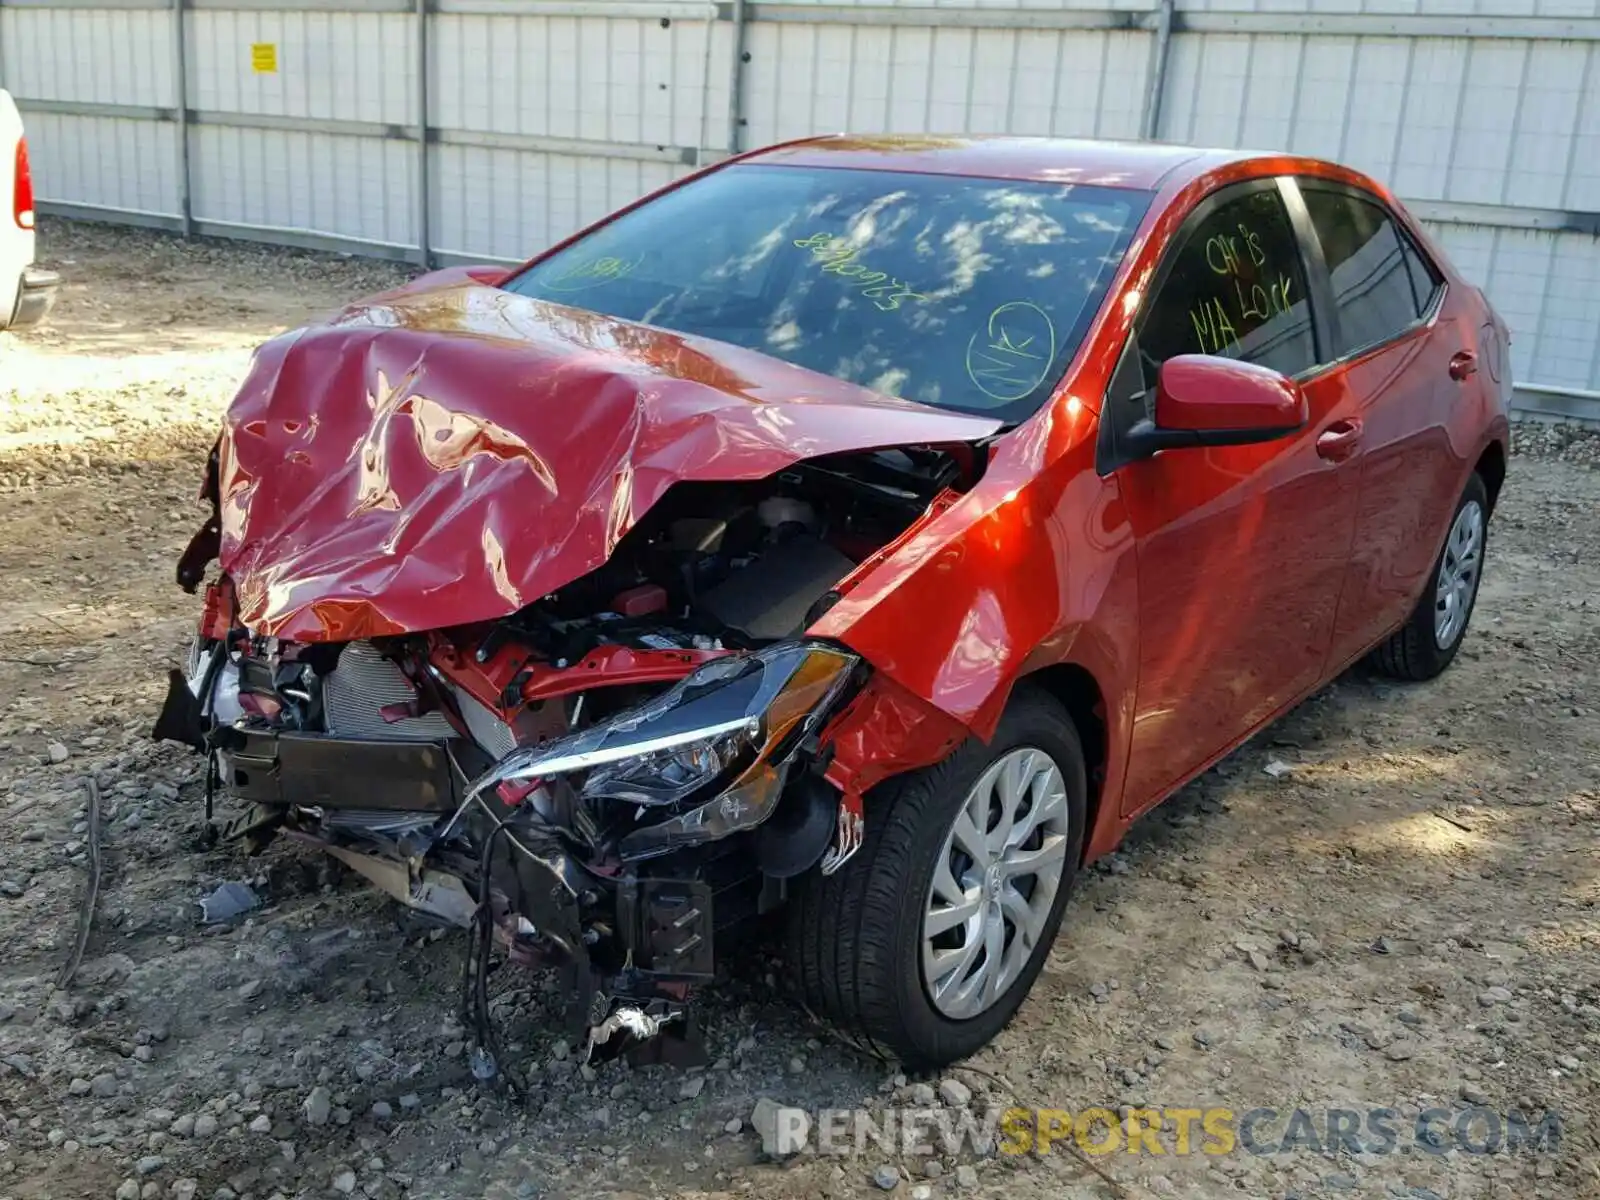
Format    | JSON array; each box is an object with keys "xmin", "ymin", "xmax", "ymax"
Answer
[{"xmin": 757, "ymin": 1104, "xmax": 1562, "ymax": 1159}]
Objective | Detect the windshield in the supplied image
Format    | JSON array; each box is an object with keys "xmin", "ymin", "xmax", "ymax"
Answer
[{"xmin": 502, "ymin": 165, "xmax": 1148, "ymax": 421}]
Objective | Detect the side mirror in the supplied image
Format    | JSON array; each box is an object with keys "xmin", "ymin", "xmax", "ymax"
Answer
[{"xmin": 1124, "ymin": 354, "xmax": 1308, "ymax": 460}]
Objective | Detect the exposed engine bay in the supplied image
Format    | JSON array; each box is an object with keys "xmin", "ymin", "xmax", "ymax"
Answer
[{"xmin": 155, "ymin": 444, "xmax": 975, "ymax": 1075}]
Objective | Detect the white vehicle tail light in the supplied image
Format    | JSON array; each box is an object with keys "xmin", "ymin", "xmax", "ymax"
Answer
[{"xmin": 14, "ymin": 136, "xmax": 35, "ymax": 229}]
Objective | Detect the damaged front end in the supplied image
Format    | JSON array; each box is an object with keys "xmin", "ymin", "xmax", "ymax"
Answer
[
  {"xmin": 454, "ymin": 638, "xmax": 858, "ymax": 1068},
  {"xmin": 155, "ymin": 444, "xmax": 969, "ymax": 1072}
]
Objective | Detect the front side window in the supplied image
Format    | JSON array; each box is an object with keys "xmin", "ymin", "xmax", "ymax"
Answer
[
  {"xmin": 502, "ymin": 164, "xmax": 1147, "ymax": 421},
  {"xmin": 1302, "ymin": 186, "xmax": 1430, "ymax": 357},
  {"xmin": 1134, "ymin": 186, "xmax": 1317, "ymax": 383},
  {"xmin": 1097, "ymin": 183, "xmax": 1316, "ymax": 470}
]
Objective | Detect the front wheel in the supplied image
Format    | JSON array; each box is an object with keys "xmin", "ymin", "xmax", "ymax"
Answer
[
  {"xmin": 788, "ymin": 687, "xmax": 1086, "ymax": 1067},
  {"xmin": 1369, "ymin": 472, "xmax": 1490, "ymax": 681}
]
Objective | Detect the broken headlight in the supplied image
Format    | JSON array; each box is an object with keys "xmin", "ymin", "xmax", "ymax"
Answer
[{"xmin": 467, "ymin": 641, "xmax": 859, "ymax": 860}]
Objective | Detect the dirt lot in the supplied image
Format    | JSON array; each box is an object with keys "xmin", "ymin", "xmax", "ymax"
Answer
[{"xmin": 0, "ymin": 222, "xmax": 1596, "ymax": 1200}]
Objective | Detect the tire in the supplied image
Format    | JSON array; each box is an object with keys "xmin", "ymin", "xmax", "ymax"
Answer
[
  {"xmin": 1368, "ymin": 472, "xmax": 1490, "ymax": 682},
  {"xmin": 787, "ymin": 686, "xmax": 1086, "ymax": 1068}
]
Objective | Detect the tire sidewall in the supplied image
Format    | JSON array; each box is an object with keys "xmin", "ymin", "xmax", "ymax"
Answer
[
  {"xmin": 1423, "ymin": 473, "xmax": 1491, "ymax": 665},
  {"xmin": 880, "ymin": 691, "xmax": 1087, "ymax": 1065}
]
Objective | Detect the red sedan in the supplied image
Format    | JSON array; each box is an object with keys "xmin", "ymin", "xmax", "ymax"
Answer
[{"xmin": 159, "ymin": 135, "xmax": 1509, "ymax": 1070}]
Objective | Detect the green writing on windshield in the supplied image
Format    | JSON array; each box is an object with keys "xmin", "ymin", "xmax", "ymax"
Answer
[
  {"xmin": 543, "ymin": 253, "xmax": 641, "ymax": 294},
  {"xmin": 792, "ymin": 232, "xmax": 930, "ymax": 312},
  {"xmin": 965, "ymin": 301, "xmax": 1058, "ymax": 402}
]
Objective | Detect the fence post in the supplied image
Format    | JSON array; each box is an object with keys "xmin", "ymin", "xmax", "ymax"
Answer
[
  {"xmin": 1142, "ymin": 0, "xmax": 1176, "ymax": 141},
  {"xmin": 415, "ymin": 0, "xmax": 431, "ymax": 268},
  {"xmin": 174, "ymin": 0, "xmax": 194, "ymax": 236},
  {"xmin": 725, "ymin": 0, "xmax": 747, "ymax": 157}
]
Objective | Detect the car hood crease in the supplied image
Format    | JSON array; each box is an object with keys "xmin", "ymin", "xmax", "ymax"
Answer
[{"xmin": 215, "ymin": 275, "xmax": 1002, "ymax": 642}]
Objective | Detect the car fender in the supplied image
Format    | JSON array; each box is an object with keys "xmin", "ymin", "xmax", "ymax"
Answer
[{"xmin": 811, "ymin": 400, "xmax": 1140, "ymax": 837}]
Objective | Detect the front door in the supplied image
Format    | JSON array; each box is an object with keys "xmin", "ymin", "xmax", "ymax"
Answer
[{"xmin": 1102, "ymin": 179, "xmax": 1362, "ymax": 815}]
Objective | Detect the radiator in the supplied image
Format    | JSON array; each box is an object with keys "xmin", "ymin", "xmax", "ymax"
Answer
[
  {"xmin": 322, "ymin": 641, "xmax": 515, "ymax": 760},
  {"xmin": 322, "ymin": 642, "xmax": 455, "ymax": 741}
]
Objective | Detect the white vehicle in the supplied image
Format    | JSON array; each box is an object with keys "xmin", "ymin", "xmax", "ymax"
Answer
[{"xmin": 1, "ymin": 89, "xmax": 58, "ymax": 331}]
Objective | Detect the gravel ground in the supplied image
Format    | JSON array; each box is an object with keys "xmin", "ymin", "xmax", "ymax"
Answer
[{"xmin": 0, "ymin": 221, "xmax": 1597, "ymax": 1200}]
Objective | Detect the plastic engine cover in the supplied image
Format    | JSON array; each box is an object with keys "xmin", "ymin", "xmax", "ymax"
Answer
[{"xmin": 698, "ymin": 538, "xmax": 855, "ymax": 641}]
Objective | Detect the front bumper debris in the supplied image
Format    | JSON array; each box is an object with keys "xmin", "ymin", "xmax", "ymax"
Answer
[
  {"xmin": 319, "ymin": 844, "xmax": 479, "ymax": 928},
  {"xmin": 152, "ymin": 667, "xmax": 209, "ymax": 751},
  {"xmin": 457, "ymin": 792, "xmax": 715, "ymax": 1073},
  {"xmin": 152, "ymin": 631, "xmax": 860, "ymax": 1076},
  {"xmin": 223, "ymin": 730, "xmax": 458, "ymax": 813},
  {"xmin": 168, "ymin": 713, "xmax": 722, "ymax": 1070}
]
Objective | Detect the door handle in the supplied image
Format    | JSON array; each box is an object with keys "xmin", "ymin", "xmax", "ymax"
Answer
[
  {"xmin": 1316, "ymin": 419, "xmax": 1363, "ymax": 462},
  {"xmin": 1449, "ymin": 350, "xmax": 1478, "ymax": 381}
]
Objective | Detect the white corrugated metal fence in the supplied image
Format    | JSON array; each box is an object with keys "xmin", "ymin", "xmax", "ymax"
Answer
[{"xmin": 2, "ymin": 0, "xmax": 1597, "ymax": 416}]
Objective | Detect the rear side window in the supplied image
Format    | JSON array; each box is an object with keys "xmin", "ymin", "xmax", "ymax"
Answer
[
  {"xmin": 1302, "ymin": 187, "xmax": 1435, "ymax": 358},
  {"xmin": 1134, "ymin": 186, "xmax": 1317, "ymax": 382},
  {"xmin": 1400, "ymin": 235, "xmax": 1444, "ymax": 316}
]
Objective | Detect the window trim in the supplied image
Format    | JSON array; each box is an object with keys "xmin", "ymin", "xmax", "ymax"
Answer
[
  {"xmin": 1292, "ymin": 177, "xmax": 1448, "ymax": 377},
  {"xmin": 1095, "ymin": 175, "xmax": 1327, "ymax": 475}
]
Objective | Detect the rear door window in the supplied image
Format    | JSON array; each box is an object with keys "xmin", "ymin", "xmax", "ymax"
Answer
[{"xmin": 1301, "ymin": 186, "xmax": 1435, "ymax": 358}]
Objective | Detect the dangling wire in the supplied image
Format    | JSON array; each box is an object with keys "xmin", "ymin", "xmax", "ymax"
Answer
[
  {"xmin": 204, "ymin": 744, "xmax": 218, "ymax": 824},
  {"xmin": 461, "ymin": 811, "xmax": 529, "ymax": 1102},
  {"xmin": 195, "ymin": 641, "xmax": 227, "ymax": 825}
]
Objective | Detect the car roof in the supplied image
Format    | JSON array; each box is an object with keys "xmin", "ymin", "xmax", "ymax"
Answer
[{"xmin": 739, "ymin": 135, "xmax": 1263, "ymax": 192}]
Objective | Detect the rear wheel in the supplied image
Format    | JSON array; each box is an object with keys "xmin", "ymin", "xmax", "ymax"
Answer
[
  {"xmin": 1369, "ymin": 472, "xmax": 1489, "ymax": 681},
  {"xmin": 788, "ymin": 687, "xmax": 1086, "ymax": 1067}
]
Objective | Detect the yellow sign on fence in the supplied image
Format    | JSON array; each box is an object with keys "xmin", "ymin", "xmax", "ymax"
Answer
[{"xmin": 250, "ymin": 43, "xmax": 278, "ymax": 74}]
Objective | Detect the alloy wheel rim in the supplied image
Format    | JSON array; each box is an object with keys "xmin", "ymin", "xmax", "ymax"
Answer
[
  {"xmin": 921, "ymin": 746, "xmax": 1069, "ymax": 1020},
  {"xmin": 1434, "ymin": 499, "xmax": 1484, "ymax": 650}
]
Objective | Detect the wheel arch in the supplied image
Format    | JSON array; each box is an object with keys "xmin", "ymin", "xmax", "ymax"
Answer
[
  {"xmin": 1475, "ymin": 438, "xmax": 1507, "ymax": 515},
  {"xmin": 1018, "ymin": 662, "xmax": 1111, "ymax": 866}
]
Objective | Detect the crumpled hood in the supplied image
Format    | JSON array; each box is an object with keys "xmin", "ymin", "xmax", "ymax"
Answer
[{"xmin": 217, "ymin": 271, "xmax": 1002, "ymax": 642}]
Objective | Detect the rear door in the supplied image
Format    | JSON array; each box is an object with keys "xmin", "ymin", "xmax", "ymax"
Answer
[
  {"xmin": 1102, "ymin": 178, "xmax": 1363, "ymax": 816},
  {"xmin": 1291, "ymin": 180, "xmax": 1463, "ymax": 669}
]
